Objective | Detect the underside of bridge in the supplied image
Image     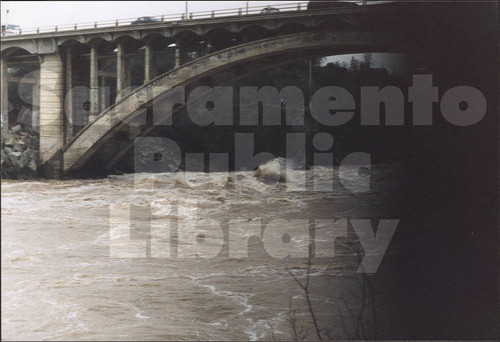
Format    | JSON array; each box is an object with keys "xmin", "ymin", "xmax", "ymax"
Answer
[{"xmin": 61, "ymin": 30, "xmax": 410, "ymax": 177}]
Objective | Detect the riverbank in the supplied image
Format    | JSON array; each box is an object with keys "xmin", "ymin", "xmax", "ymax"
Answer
[{"xmin": 1, "ymin": 125, "xmax": 39, "ymax": 179}]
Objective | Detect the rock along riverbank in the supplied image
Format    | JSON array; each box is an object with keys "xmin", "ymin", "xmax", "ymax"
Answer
[{"xmin": 1, "ymin": 125, "xmax": 39, "ymax": 179}]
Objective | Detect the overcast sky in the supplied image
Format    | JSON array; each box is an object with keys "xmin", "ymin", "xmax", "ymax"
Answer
[{"xmin": 1, "ymin": 1, "xmax": 407, "ymax": 73}]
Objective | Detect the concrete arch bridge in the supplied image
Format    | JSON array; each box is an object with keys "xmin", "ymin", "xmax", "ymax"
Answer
[{"xmin": 0, "ymin": 2, "xmax": 424, "ymax": 177}]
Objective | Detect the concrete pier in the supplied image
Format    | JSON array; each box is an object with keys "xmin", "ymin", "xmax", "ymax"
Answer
[{"xmin": 39, "ymin": 53, "xmax": 64, "ymax": 178}]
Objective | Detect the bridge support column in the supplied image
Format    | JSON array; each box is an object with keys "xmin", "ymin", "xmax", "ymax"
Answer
[
  {"xmin": 1, "ymin": 56, "xmax": 8, "ymax": 135},
  {"xmin": 116, "ymin": 42, "xmax": 124, "ymax": 99},
  {"xmin": 89, "ymin": 46, "xmax": 99, "ymax": 121},
  {"xmin": 39, "ymin": 53, "xmax": 65, "ymax": 178},
  {"xmin": 65, "ymin": 47, "xmax": 73, "ymax": 141},
  {"xmin": 175, "ymin": 46, "xmax": 180, "ymax": 68},
  {"xmin": 144, "ymin": 43, "xmax": 153, "ymax": 83},
  {"xmin": 32, "ymin": 75, "xmax": 40, "ymax": 132},
  {"xmin": 99, "ymin": 76, "xmax": 108, "ymax": 112}
]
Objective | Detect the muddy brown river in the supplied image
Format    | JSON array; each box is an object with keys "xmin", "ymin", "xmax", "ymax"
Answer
[{"xmin": 2, "ymin": 161, "xmax": 403, "ymax": 340}]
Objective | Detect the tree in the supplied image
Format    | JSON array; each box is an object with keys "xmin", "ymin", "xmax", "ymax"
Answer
[
  {"xmin": 363, "ymin": 53, "xmax": 374, "ymax": 69},
  {"xmin": 349, "ymin": 56, "xmax": 359, "ymax": 71}
]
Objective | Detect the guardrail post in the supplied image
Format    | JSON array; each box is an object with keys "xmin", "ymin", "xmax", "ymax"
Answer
[
  {"xmin": 181, "ymin": 13, "xmax": 185, "ymax": 20},
  {"xmin": 19, "ymin": 29, "xmax": 22, "ymax": 35},
  {"xmin": 297, "ymin": 3, "xmax": 301, "ymax": 11},
  {"xmin": 161, "ymin": 15, "xmax": 164, "ymax": 22},
  {"xmin": 94, "ymin": 22, "xmax": 97, "ymax": 28},
  {"xmin": 37, "ymin": 28, "xmax": 40, "ymax": 33},
  {"xmin": 115, "ymin": 19, "xmax": 119, "ymax": 26},
  {"xmin": 55, "ymin": 26, "xmax": 58, "ymax": 32},
  {"xmin": 189, "ymin": 13, "xmax": 193, "ymax": 20},
  {"xmin": 238, "ymin": 8, "xmax": 242, "ymax": 16},
  {"xmin": 74, "ymin": 24, "xmax": 77, "ymax": 30},
  {"xmin": 211, "ymin": 10, "xmax": 215, "ymax": 18}
]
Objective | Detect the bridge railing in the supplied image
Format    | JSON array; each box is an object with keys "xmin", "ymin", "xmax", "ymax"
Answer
[{"xmin": 3, "ymin": 1, "xmax": 388, "ymax": 37}]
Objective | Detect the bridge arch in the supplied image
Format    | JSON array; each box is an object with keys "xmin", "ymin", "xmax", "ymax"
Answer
[
  {"xmin": 240, "ymin": 25, "xmax": 276, "ymax": 42},
  {"xmin": 85, "ymin": 36, "xmax": 112, "ymax": 48},
  {"xmin": 142, "ymin": 32, "xmax": 170, "ymax": 44},
  {"xmin": 2, "ymin": 43, "xmax": 38, "ymax": 56},
  {"xmin": 59, "ymin": 38, "xmax": 87, "ymax": 48},
  {"xmin": 58, "ymin": 36, "xmax": 87, "ymax": 46},
  {"xmin": 173, "ymin": 30, "xmax": 201, "ymax": 47},
  {"xmin": 113, "ymin": 31, "xmax": 142, "ymax": 42},
  {"xmin": 84, "ymin": 33, "xmax": 113, "ymax": 45},
  {"xmin": 1, "ymin": 46, "xmax": 35, "ymax": 58},
  {"xmin": 205, "ymin": 28, "xmax": 242, "ymax": 50},
  {"xmin": 1, "ymin": 46, "xmax": 41, "ymax": 135},
  {"xmin": 276, "ymin": 22, "xmax": 309, "ymax": 35},
  {"xmin": 61, "ymin": 30, "xmax": 409, "ymax": 175}
]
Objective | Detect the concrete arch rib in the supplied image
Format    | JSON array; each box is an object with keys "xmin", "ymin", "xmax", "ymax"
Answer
[
  {"xmin": 1, "ymin": 41, "xmax": 38, "ymax": 55},
  {"xmin": 62, "ymin": 30, "xmax": 407, "ymax": 175}
]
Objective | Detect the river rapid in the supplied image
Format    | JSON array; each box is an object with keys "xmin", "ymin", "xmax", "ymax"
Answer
[{"xmin": 2, "ymin": 160, "xmax": 404, "ymax": 340}]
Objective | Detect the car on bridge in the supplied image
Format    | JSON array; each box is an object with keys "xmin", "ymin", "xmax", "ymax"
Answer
[
  {"xmin": 1, "ymin": 24, "xmax": 21, "ymax": 36},
  {"xmin": 260, "ymin": 6, "xmax": 279, "ymax": 14},
  {"xmin": 307, "ymin": 0, "xmax": 358, "ymax": 11},
  {"xmin": 131, "ymin": 16, "xmax": 160, "ymax": 25}
]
